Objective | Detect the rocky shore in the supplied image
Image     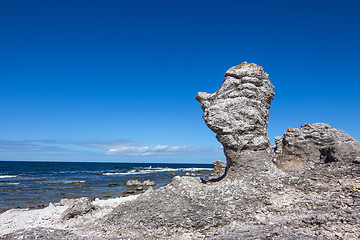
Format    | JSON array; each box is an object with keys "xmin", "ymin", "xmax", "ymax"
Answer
[{"xmin": 1, "ymin": 62, "xmax": 359, "ymax": 239}]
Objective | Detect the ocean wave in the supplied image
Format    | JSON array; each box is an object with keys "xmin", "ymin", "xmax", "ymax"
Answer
[
  {"xmin": 0, "ymin": 182, "xmax": 20, "ymax": 185},
  {"xmin": 0, "ymin": 175, "xmax": 18, "ymax": 179},
  {"xmin": 47, "ymin": 180, "xmax": 88, "ymax": 184},
  {"xmin": 102, "ymin": 167, "xmax": 213, "ymax": 176},
  {"xmin": 65, "ymin": 180, "xmax": 87, "ymax": 184}
]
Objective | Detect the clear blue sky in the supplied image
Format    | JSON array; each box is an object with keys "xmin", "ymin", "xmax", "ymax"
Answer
[{"xmin": 1, "ymin": 0, "xmax": 359, "ymax": 163}]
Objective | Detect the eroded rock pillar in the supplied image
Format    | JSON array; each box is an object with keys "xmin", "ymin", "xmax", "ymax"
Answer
[{"xmin": 196, "ymin": 62, "xmax": 275, "ymax": 179}]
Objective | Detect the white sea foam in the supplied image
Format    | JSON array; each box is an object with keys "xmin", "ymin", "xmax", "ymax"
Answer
[
  {"xmin": 1, "ymin": 182, "xmax": 20, "ymax": 185},
  {"xmin": 64, "ymin": 180, "xmax": 87, "ymax": 184},
  {"xmin": 0, "ymin": 175, "xmax": 18, "ymax": 179},
  {"xmin": 102, "ymin": 167, "xmax": 212, "ymax": 176}
]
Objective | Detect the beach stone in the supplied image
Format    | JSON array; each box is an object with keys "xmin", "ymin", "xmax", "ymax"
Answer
[
  {"xmin": 274, "ymin": 123, "xmax": 360, "ymax": 169},
  {"xmin": 196, "ymin": 62, "xmax": 276, "ymax": 179},
  {"xmin": 123, "ymin": 190, "xmax": 135, "ymax": 196},
  {"xmin": 126, "ymin": 180, "xmax": 156, "ymax": 187},
  {"xmin": 61, "ymin": 197, "xmax": 95, "ymax": 221}
]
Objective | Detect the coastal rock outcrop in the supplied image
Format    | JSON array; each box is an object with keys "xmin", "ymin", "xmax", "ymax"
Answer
[
  {"xmin": 196, "ymin": 62, "xmax": 276, "ymax": 179},
  {"xmin": 274, "ymin": 123, "xmax": 360, "ymax": 169}
]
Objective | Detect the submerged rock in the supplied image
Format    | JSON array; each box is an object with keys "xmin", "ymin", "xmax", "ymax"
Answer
[
  {"xmin": 196, "ymin": 62, "xmax": 277, "ymax": 179},
  {"xmin": 274, "ymin": 123, "xmax": 360, "ymax": 169}
]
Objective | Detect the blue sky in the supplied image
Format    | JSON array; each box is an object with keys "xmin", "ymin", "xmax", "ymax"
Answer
[{"xmin": 1, "ymin": 0, "xmax": 359, "ymax": 163}]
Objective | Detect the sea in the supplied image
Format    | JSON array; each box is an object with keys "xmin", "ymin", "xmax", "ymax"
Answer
[{"xmin": 0, "ymin": 161, "xmax": 213, "ymax": 213}]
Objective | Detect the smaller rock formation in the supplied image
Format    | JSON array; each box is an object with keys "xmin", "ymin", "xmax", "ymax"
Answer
[
  {"xmin": 126, "ymin": 180, "xmax": 156, "ymax": 187},
  {"xmin": 274, "ymin": 123, "xmax": 360, "ymax": 169},
  {"xmin": 212, "ymin": 160, "xmax": 227, "ymax": 178},
  {"xmin": 61, "ymin": 197, "xmax": 95, "ymax": 221}
]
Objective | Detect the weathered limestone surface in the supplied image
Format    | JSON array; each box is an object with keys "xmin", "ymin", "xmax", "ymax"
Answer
[
  {"xmin": 61, "ymin": 197, "xmax": 95, "ymax": 221},
  {"xmin": 196, "ymin": 62, "xmax": 276, "ymax": 178},
  {"xmin": 274, "ymin": 123, "xmax": 360, "ymax": 169}
]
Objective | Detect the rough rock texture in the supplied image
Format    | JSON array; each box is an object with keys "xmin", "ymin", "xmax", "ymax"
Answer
[
  {"xmin": 0, "ymin": 228, "xmax": 100, "ymax": 240},
  {"xmin": 274, "ymin": 123, "xmax": 359, "ymax": 169},
  {"xmin": 320, "ymin": 141, "xmax": 360, "ymax": 164},
  {"xmin": 212, "ymin": 160, "xmax": 227, "ymax": 178},
  {"xmin": 196, "ymin": 62, "xmax": 276, "ymax": 179},
  {"xmin": 61, "ymin": 197, "xmax": 95, "ymax": 221},
  {"xmin": 126, "ymin": 180, "xmax": 156, "ymax": 187}
]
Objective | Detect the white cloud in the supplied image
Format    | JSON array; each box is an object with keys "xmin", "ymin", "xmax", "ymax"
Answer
[
  {"xmin": 107, "ymin": 144, "xmax": 221, "ymax": 156},
  {"xmin": 0, "ymin": 139, "xmax": 223, "ymax": 158}
]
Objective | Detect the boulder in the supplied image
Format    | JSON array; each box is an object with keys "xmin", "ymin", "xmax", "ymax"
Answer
[
  {"xmin": 61, "ymin": 197, "xmax": 95, "ymax": 221},
  {"xmin": 122, "ymin": 190, "xmax": 135, "ymax": 196},
  {"xmin": 126, "ymin": 180, "xmax": 156, "ymax": 187},
  {"xmin": 274, "ymin": 123, "xmax": 360, "ymax": 169},
  {"xmin": 196, "ymin": 62, "xmax": 277, "ymax": 179},
  {"xmin": 108, "ymin": 183, "xmax": 119, "ymax": 187}
]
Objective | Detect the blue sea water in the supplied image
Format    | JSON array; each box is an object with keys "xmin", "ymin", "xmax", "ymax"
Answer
[{"xmin": 0, "ymin": 161, "xmax": 213, "ymax": 213}]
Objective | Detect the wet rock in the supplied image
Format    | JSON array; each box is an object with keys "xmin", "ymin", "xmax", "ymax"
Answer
[
  {"xmin": 123, "ymin": 190, "xmax": 135, "ymax": 196},
  {"xmin": 108, "ymin": 183, "xmax": 119, "ymax": 187},
  {"xmin": 69, "ymin": 181, "xmax": 87, "ymax": 184}
]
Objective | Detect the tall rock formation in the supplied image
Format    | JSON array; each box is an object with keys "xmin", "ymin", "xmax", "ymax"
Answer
[{"xmin": 196, "ymin": 62, "xmax": 276, "ymax": 179}]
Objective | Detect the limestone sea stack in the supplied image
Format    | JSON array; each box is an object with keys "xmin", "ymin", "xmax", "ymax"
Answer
[{"xmin": 196, "ymin": 62, "xmax": 276, "ymax": 179}]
